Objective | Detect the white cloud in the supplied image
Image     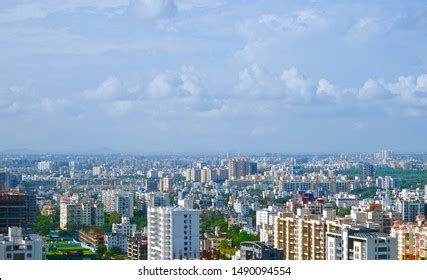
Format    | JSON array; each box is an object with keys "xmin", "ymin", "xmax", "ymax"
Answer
[
  {"xmin": 281, "ymin": 67, "xmax": 312, "ymax": 99},
  {"xmin": 316, "ymin": 79, "xmax": 339, "ymax": 98},
  {"xmin": 0, "ymin": 0, "xmax": 128, "ymax": 23},
  {"xmin": 359, "ymin": 79, "xmax": 392, "ymax": 100},
  {"xmin": 82, "ymin": 77, "xmax": 123, "ymax": 101},
  {"xmin": 129, "ymin": 0, "xmax": 177, "ymax": 19}
]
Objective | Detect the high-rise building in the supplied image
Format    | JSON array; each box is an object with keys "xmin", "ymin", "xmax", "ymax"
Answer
[
  {"xmin": 102, "ymin": 190, "xmax": 134, "ymax": 218},
  {"xmin": 37, "ymin": 161, "xmax": 54, "ymax": 172},
  {"xmin": 390, "ymin": 217, "xmax": 426, "ymax": 260},
  {"xmin": 92, "ymin": 166, "xmax": 104, "ymax": 176},
  {"xmin": 0, "ymin": 171, "xmax": 21, "ymax": 189},
  {"xmin": 228, "ymin": 159, "xmax": 257, "ymax": 180},
  {"xmin": 0, "ymin": 227, "xmax": 45, "ymax": 260},
  {"xmin": 0, "ymin": 190, "xmax": 36, "ymax": 234},
  {"xmin": 59, "ymin": 198, "xmax": 104, "ymax": 230},
  {"xmin": 190, "ymin": 168, "xmax": 201, "ymax": 182},
  {"xmin": 351, "ymin": 204, "xmax": 396, "ymax": 234},
  {"xmin": 399, "ymin": 197, "xmax": 424, "ymax": 223},
  {"xmin": 105, "ymin": 217, "xmax": 137, "ymax": 253},
  {"xmin": 128, "ymin": 232, "xmax": 147, "ymax": 260},
  {"xmin": 256, "ymin": 207, "xmax": 279, "ymax": 246},
  {"xmin": 146, "ymin": 192, "xmax": 170, "ymax": 208},
  {"xmin": 362, "ymin": 163, "xmax": 374, "ymax": 180},
  {"xmin": 327, "ymin": 228, "xmax": 397, "ymax": 260},
  {"xmin": 274, "ymin": 213, "xmax": 327, "ymax": 260},
  {"xmin": 159, "ymin": 176, "xmax": 173, "ymax": 192},
  {"xmin": 147, "ymin": 199, "xmax": 200, "ymax": 260}
]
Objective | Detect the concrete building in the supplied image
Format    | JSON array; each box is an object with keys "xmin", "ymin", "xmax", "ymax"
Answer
[
  {"xmin": 0, "ymin": 190, "xmax": 37, "ymax": 234},
  {"xmin": 274, "ymin": 213, "xmax": 327, "ymax": 260},
  {"xmin": 228, "ymin": 159, "xmax": 257, "ymax": 180},
  {"xmin": 37, "ymin": 161, "xmax": 54, "ymax": 172},
  {"xmin": 351, "ymin": 204, "xmax": 396, "ymax": 234},
  {"xmin": 147, "ymin": 199, "xmax": 200, "ymax": 260},
  {"xmin": 102, "ymin": 190, "xmax": 134, "ymax": 218},
  {"xmin": 390, "ymin": 216, "xmax": 427, "ymax": 260},
  {"xmin": 256, "ymin": 207, "xmax": 279, "ymax": 246},
  {"xmin": 60, "ymin": 198, "xmax": 104, "ymax": 230},
  {"xmin": 92, "ymin": 166, "xmax": 104, "ymax": 176},
  {"xmin": 327, "ymin": 228, "xmax": 397, "ymax": 260},
  {"xmin": 128, "ymin": 232, "xmax": 147, "ymax": 260},
  {"xmin": 400, "ymin": 199, "xmax": 425, "ymax": 223},
  {"xmin": 159, "ymin": 176, "xmax": 173, "ymax": 192},
  {"xmin": 0, "ymin": 227, "xmax": 44, "ymax": 260},
  {"xmin": 238, "ymin": 241, "xmax": 283, "ymax": 260},
  {"xmin": 362, "ymin": 163, "xmax": 374, "ymax": 180},
  {"xmin": 105, "ymin": 217, "xmax": 137, "ymax": 253},
  {"xmin": 0, "ymin": 171, "xmax": 21, "ymax": 189}
]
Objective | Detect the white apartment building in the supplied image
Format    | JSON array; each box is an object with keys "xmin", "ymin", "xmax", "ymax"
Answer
[
  {"xmin": 234, "ymin": 201, "xmax": 249, "ymax": 216},
  {"xmin": 92, "ymin": 166, "xmax": 104, "ymax": 176},
  {"xmin": 60, "ymin": 199, "xmax": 104, "ymax": 230},
  {"xmin": 37, "ymin": 161, "xmax": 54, "ymax": 171},
  {"xmin": 147, "ymin": 198, "xmax": 200, "ymax": 260},
  {"xmin": 256, "ymin": 207, "xmax": 279, "ymax": 246},
  {"xmin": 0, "ymin": 227, "xmax": 44, "ymax": 260},
  {"xmin": 105, "ymin": 217, "xmax": 137, "ymax": 253},
  {"xmin": 327, "ymin": 228, "xmax": 397, "ymax": 260},
  {"xmin": 102, "ymin": 190, "xmax": 134, "ymax": 218}
]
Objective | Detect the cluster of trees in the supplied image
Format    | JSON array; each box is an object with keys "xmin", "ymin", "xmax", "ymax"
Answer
[
  {"xmin": 340, "ymin": 167, "xmax": 427, "ymax": 189},
  {"xmin": 201, "ymin": 210, "xmax": 259, "ymax": 257},
  {"xmin": 95, "ymin": 244, "xmax": 127, "ymax": 260},
  {"xmin": 350, "ymin": 187, "xmax": 379, "ymax": 199}
]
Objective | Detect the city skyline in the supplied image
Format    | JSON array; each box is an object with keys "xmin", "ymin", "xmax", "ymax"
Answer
[{"xmin": 1, "ymin": 0, "xmax": 427, "ymax": 153}]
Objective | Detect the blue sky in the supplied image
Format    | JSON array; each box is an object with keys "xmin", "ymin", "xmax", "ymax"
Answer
[{"xmin": 0, "ymin": 0, "xmax": 426, "ymax": 154}]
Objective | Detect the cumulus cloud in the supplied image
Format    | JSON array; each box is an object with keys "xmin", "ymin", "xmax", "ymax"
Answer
[
  {"xmin": 280, "ymin": 67, "xmax": 312, "ymax": 99},
  {"xmin": 129, "ymin": 0, "xmax": 177, "ymax": 19},
  {"xmin": 359, "ymin": 79, "xmax": 392, "ymax": 100},
  {"xmin": 316, "ymin": 79, "xmax": 339, "ymax": 98},
  {"xmin": 82, "ymin": 77, "xmax": 123, "ymax": 101},
  {"xmin": 258, "ymin": 10, "xmax": 327, "ymax": 33},
  {"xmin": 147, "ymin": 66, "xmax": 203, "ymax": 99}
]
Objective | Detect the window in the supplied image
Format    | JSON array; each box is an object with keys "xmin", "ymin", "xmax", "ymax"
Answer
[
  {"xmin": 6, "ymin": 246, "xmax": 12, "ymax": 251},
  {"xmin": 6, "ymin": 253, "xmax": 12, "ymax": 258},
  {"xmin": 27, "ymin": 253, "xmax": 32, "ymax": 258}
]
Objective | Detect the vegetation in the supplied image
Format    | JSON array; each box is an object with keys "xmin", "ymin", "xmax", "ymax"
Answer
[
  {"xmin": 200, "ymin": 211, "xmax": 228, "ymax": 233},
  {"xmin": 336, "ymin": 208, "xmax": 351, "ymax": 217},
  {"xmin": 103, "ymin": 212, "xmax": 121, "ymax": 231},
  {"xmin": 228, "ymin": 225, "xmax": 259, "ymax": 247},
  {"xmin": 350, "ymin": 187, "xmax": 379, "ymax": 199},
  {"xmin": 339, "ymin": 167, "xmax": 427, "ymax": 189},
  {"xmin": 131, "ymin": 210, "xmax": 147, "ymax": 230}
]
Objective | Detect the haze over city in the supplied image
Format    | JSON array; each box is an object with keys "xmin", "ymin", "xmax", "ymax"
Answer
[{"xmin": 1, "ymin": 0, "xmax": 427, "ymax": 153}]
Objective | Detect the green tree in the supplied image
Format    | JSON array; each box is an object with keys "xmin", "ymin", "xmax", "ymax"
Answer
[
  {"xmin": 104, "ymin": 212, "xmax": 121, "ymax": 231},
  {"xmin": 110, "ymin": 246, "xmax": 122, "ymax": 255},
  {"xmin": 336, "ymin": 208, "xmax": 351, "ymax": 217},
  {"xmin": 131, "ymin": 210, "xmax": 147, "ymax": 230},
  {"xmin": 96, "ymin": 244, "xmax": 107, "ymax": 256}
]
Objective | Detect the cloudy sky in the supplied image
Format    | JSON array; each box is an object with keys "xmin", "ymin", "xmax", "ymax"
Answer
[{"xmin": 0, "ymin": 0, "xmax": 426, "ymax": 154}]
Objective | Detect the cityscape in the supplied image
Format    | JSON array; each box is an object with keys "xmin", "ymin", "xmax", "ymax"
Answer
[
  {"xmin": 1, "ymin": 151, "xmax": 426, "ymax": 260},
  {"xmin": 1, "ymin": 0, "xmax": 427, "ymax": 267}
]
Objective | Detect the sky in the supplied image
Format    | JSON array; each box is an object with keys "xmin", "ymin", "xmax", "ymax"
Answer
[{"xmin": 0, "ymin": 0, "xmax": 426, "ymax": 154}]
